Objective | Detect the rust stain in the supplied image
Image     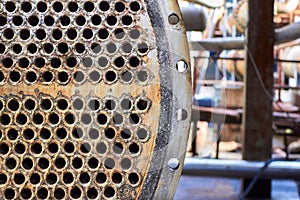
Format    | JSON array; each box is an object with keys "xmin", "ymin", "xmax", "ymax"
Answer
[{"xmin": 0, "ymin": 0, "xmax": 162, "ymax": 199}]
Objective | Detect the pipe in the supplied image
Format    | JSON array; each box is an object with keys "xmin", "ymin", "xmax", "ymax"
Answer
[
  {"xmin": 182, "ymin": 158, "xmax": 300, "ymax": 180},
  {"xmin": 188, "ymin": 22, "xmax": 300, "ymax": 51},
  {"xmin": 184, "ymin": 0, "xmax": 225, "ymax": 8},
  {"xmin": 181, "ymin": 6, "xmax": 207, "ymax": 32},
  {"xmin": 189, "ymin": 37, "xmax": 245, "ymax": 51},
  {"xmin": 275, "ymin": 22, "xmax": 300, "ymax": 45}
]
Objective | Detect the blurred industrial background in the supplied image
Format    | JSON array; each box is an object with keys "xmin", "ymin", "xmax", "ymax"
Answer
[{"xmin": 177, "ymin": 0, "xmax": 300, "ymax": 199}]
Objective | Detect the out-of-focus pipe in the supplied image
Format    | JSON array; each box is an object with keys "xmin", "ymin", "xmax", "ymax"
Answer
[
  {"xmin": 183, "ymin": 158, "xmax": 300, "ymax": 180},
  {"xmin": 184, "ymin": 0, "xmax": 225, "ymax": 8},
  {"xmin": 181, "ymin": 6, "xmax": 207, "ymax": 32},
  {"xmin": 189, "ymin": 22, "xmax": 300, "ymax": 51},
  {"xmin": 275, "ymin": 22, "xmax": 300, "ymax": 45},
  {"xmin": 189, "ymin": 37, "xmax": 244, "ymax": 51}
]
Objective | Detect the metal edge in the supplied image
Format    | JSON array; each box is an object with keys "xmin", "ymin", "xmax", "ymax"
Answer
[
  {"xmin": 140, "ymin": 0, "xmax": 192, "ymax": 199},
  {"xmin": 138, "ymin": 0, "xmax": 172, "ymax": 199}
]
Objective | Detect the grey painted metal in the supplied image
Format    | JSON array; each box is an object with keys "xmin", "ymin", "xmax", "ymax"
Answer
[
  {"xmin": 183, "ymin": 158, "xmax": 300, "ymax": 180},
  {"xmin": 275, "ymin": 22, "xmax": 300, "ymax": 44},
  {"xmin": 181, "ymin": 6, "xmax": 207, "ymax": 32},
  {"xmin": 189, "ymin": 22, "xmax": 300, "ymax": 51},
  {"xmin": 140, "ymin": 1, "xmax": 192, "ymax": 200},
  {"xmin": 185, "ymin": 0, "xmax": 225, "ymax": 8},
  {"xmin": 189, "ymin": 37, "xmax": 245, "ymax": 51}
]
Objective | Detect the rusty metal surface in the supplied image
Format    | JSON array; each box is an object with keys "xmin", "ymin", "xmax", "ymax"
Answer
[
  {"xmin": 242, "ymin": 0, "xmax": 274, "ymax": 198},
  {"xmin": 0, "ymin": 0, "xmax": 191, "ymax": 199}
]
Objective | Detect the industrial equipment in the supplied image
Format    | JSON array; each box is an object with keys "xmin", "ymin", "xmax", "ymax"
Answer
[{"xmin": 0, "ymin": 0, "xmax": 191, "ymax": 199}]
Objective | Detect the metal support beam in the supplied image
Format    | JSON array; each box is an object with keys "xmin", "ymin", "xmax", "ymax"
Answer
[{"xmin": 242, "ymin": 0, "xmax": 274, "ymax": 198}]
